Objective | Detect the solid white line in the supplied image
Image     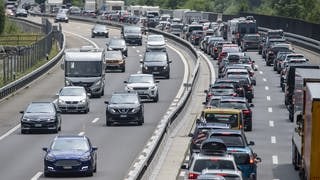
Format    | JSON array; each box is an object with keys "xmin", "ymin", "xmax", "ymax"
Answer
[
  {"xmin": 78, "ymin": 132, "xmax": 85, "ymax": 136},
  {"xmin": 185, "ymin": 155, "xmax": 190, "ymax": 161},
  {"xmin": 267, "ymin": 96, "xmax": 271, "ymax": 101},
  {"xmin": 268, "ymin": 107, "xmax": 273, "ymax": 113},
  {"xmin": 265, "ymin": 86, "xmax": 269, "ymax": 90},
  {"xmin": 139, "ymin": 54, "xmax": 142, "ymax": 57},
  {"xmin": 272, "ymin": 155, "xmax": 278, "ymax": 164},
  {"xmin": 92, "ymin": 118, "xmax": 99, "ymax": 123},
  {"xmin": 133, "ymin": 46, "xmax": 136, "ymax": 48},
  {"xmin": 64, "ymin": 31, "xmax": 98, "ymax": 48},
  {"xmin": 136, "ymin": 50, "xmax": 140, "ymax": 53},
  {"xmin": 269, "ymin": 120, "xmax": 274, "ymax": 127},
  {"xmin": 259, "ymin": 71, "xmax": 263, "ymax": 74},
  {"xmin": 179, "ymin": 171, "xmax": 186, "ymax": 177},
  {"xmin": 271, "ymin": 136, "xmax": 277, "ymax": 144},
  {"xmin": 263, "ymin": 78, "xmax": 267, "ymax": 82},
  {"xmin": 30, "ymin": 171, "xmax": 43, "ymax": 180},
  {"xmin": 0, "ymin": 124, "xmax": 20, "ymax": 141}
]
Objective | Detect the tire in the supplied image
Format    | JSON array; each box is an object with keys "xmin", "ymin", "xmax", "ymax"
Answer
[
  {"xmin": 44, "ymin": 171, "xmax": 51, "ymax": 177},
  {"xmin": 106, "ymin": 116, "xmax": 111, "ymax": 126},
  {"xmin": 246, "ymin": 120, "xmax": 252, "ymax": 131},
  {"xmin": 101, "ymin": 89, "xmax": 104, "ymax": 96},
  {"xmin": 93, "ymin": 162, "xmax": 97, "ymax": 172},
  {"xmin": 86, "ymin": 171, "xmax": 93, "ymax": 177},
  {"xmin": 58, "ymin": 124, "xmax": 61, "ymax": 131},
  {"xmin": 21, "ymin": 129, "xmax": 27, "ymax": 134},
  {"xmin": 105, "ymin": 34, "xmax": 109, "ymax": 38},
  {"xmin": 153, "ymin": 93, "xmax": 159, "ymax": 102}
]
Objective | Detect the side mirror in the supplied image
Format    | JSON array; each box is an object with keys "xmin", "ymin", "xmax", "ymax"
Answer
[
  {"xmin": 196, "ymin": 118, "xmax": 201, "ymax": 124},
  {"xmin": 249, "ymin": 141, "xmax": 255, "ymax": 146},
  {"xmin": 250, "ymin": 103, "xmax": 254, "ymax": 107},
  {"xmin": 42, "ymin": 147, "xmax": 48, "ymax": 152},
  {"xmin": 202, "ymin": 102, "xmax": 206, "ymax": 105},
  {"xmin": 92, "ymin": 146, "xmax": 98, "ymax": 151},
  {"xmin": 104, "ymin": 101, "xmax": 109, "ymax": 104},
  {"xmin": 155, "ymin": 80, "xmax": 160, "ymax": 83},
  {"xmin": 306, "ymin": 58, "xmax": 309, "ymax": 61},
  {"xmin": 140, "ymin": 60, "xmax": 143, "ymax": 63},
  {"xmin": 188, "ymin": 133, "xmax": 194, "ymax": 137},
  {"xmin": 181, "ymin": 163, "xmax": 188, "ymax": 169},
  {"xmin": 124, "ymin": 81, "xmax": 128, "ymax": 83},
  {"xmin": 168, "ymin": 60, "xmax": 172, "ymax": 63},
  {"xmin": 19, "ymin": 110, "xmax": 24, "ymax": 114},
  {"xmin": 255, "ymin": 157, "xmax": 262, "ymax": 163}
]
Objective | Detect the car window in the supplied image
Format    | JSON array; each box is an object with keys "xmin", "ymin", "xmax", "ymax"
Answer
[
  {"xmin": 210, "ymin": 134, "xmax": 245, "ymax": 147},
  {"xmin": 148, "ymin": 35, "xmax": 164, "ymax": 42},
  {"xmin": 110, "ymin": 39, "xmax": 125, "ymax": 46},
  {"xmin": 106, "ymin": 51, "xmax": 122, "ymax": 59},
  {"xmin": 51, "ymin": 138, "xmax": 89, "ymax": 151},
  {"xmin": 204, "ymin": 113, "xmax": 239, "ymax": 128},
  {"xmin": 193, "ymin": 159, "xmax": 235, "ymax": 172},
  {"xmin": 110, "ymin": 94, "xmax": 139, "ymax": 104},
  {"xmin": 219, "ymin": 101, "xmax": 247, "ymax": 109},
  {"xmin": 144, "ymin": 52, "xmax": 167, "ymax": 62},
  {"xmin": 129, "ymin": 76, "xmax": 153, "ymax": 83},
  {"xmin": 60, "ymin": 88, "xmax": 85, "ymax": 96},
  {"xmin": 26, "ymin": 103, "xmax": 54, "ymax": 113}
]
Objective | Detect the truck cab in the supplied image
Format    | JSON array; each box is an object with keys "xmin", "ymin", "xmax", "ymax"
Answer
[{"xmin": 63, "ymin": 46, "xmax": 105, "ymax": 98}]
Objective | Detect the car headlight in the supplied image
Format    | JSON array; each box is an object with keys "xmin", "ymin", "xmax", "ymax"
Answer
[
  {"xmin": 58, "ymin": 99, "xmax": 65, "ymax": 104},
  {"xmin": 45, "ymin": 154, "xmax": 55, "ymax": 162},
  {"xmin": 65, "ymin": 17, "xmax": 68, "ymax": 20},
  {"xmin": 65, "ymin": 80, "xmax": 71, "ymax": 86},
  {"xmin": 163, "ymin": 65, "xmax": 168, "ymax": 70},
  {"xmin": 125, "ymin": 86, "xmax": 133, "ymax": 91},
  {"xmin": 80, "ymin": 153, "xmax": 91, "ymax": 161},
  {"xmin": 108, "ymin": 107, "xmax": 116, "ymax": 113},
  {"xmin": 22, "ymin": 117, "xmax": 31, "ymax": 122},
  {"xmin": 143, "ymin": 65, "xmax": 148, "ymax": 70},
  {"xmin": 93, "ymin": 31, "xmax": 97, "ymax": 33},
  {"xmin": 150, "ymin": 86, "xmax": 156, "ymax": 90},
  {"xmin": 131, "ymin": 107, "xmax": 140, "ymax": 113},
  {"xmin": 79, "ymin": 99, "xmax": 86, "ymax": 104},
  {"xmin": 94, "ymin": 80, "xmax": 101, "ymax": 86},
  {"xmin": 47, "ymin": 117, "xmax": 56, "ymax": 122}
]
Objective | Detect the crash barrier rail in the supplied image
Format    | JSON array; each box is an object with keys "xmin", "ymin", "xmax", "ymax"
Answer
[
  {"xmin": 258, "ymin": 27, "xmax": 320, "ymax": 54},
  {"xmin": 28, "ymin": 12, "xmax": 200, "ymax": 179},
  {"xmin": 0, "ymin": 18, "xmax": 65, "ymax": 100}
]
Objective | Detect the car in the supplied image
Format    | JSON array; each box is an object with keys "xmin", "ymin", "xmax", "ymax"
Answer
[
  {"xmin": 106, "ymin": 38, "xmax": 128, "ymax": 56},
  {"xmin": 105, "ymin": 50, "xmax": 125, "ymax": 72},
  {"xmin": 20, "ymin": 101, "xmax": 62, "ymax": 134},
  {"xmin": 214, "ymin": 79, "xmax": 246, "ymax": 98},
  {"xmin": 218, "ymin": 96, "xmax": 254, "ymax": 131},
  {"xmin": 182, "ymin": 138, "xmax": 238, "ymax": 180},
  {"xmin": 124, "ymin": 74, "xmax": 159, "ymax": 102},
  {"xmin": 273, "ymin": 51, "xmax": 292, "ymax": 73},
  {"xmin": 122, "ymin": 25, "xmax": 143, "ymax": 45},
  {"xmin": 218, "ymin": 44, "xmax": 241, "ymax": 63},
  {"xmin": 265, "ymin": 43, "xmax": 293, "ymax": 66},
  {"xmin": 146, "ymin": 34, "xmax": 166, "ymax": 51},
  {"xmin": 240, "ymin": 34, "xmax": 260, "ymax": 51},
  {"xmin": 204, "ymin": 83, "xmax": 239, "ymax": 102},
  {"xmin": 42, "ymin": 135, "xmax": 97, "ymax": 177},
  {"xmin": 203, "ymin": 96, "xmax": 222, "ymax": 108},
  {"xmin": 261, "ymin": 38, "xmax": 286, "ymax": 58},
  {"xmin": 200, "ymin": 35, "xmax": 212, "ymax": 51},
  {"xmin": 169, "ymin": 23, "xmax": 183, "ymax": 37},
  {"xmin": 56, "ymin": 86, "xmax": 90, "ymax": 113},
  {"xmin": 55, "ymin": 12, "xmax": 69, "ymax": 23},
  {"xmin": 141, "ymin": 51, "xmax": 172, "ymax": 79},
  {"xmin": 207, "ymin": 129, "xmax": 260, "ymax": 180},
  {"xmin": 212, "ymin": 41, "xmax": 232, "ymax": 60},
  {"xmin": 15, "ymin": 8, "xmax": 28, "ymax": 17},
  {"xmin": 182, "ymin": 24, "xmax": 203, "ymax": 41},
  {"xmin": 104, "ymin": 92, "xmax": 144, "ymax": 126},
  {"xmin": 91, "ymin": 24, "xmax": 109, "ymax": 38},
  {"xmin": 189, "ymin": 30, "xmax": 204, "ymax": 45},
  {"xmin": 198, "ymin": 169, "xmax": 243, "ymax": 180}
]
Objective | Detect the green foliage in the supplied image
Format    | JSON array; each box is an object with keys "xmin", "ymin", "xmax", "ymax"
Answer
[
  {"xmin": 3, "ymin": 19, "xmax": 23, "ymax": 34},
  {"xmin": 0, "ymin": 0, "xmax": 5, "ymax": 34}
]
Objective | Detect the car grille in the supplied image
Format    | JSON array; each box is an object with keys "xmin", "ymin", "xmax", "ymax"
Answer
[
  {"xmin": 54, "ymin": 160, "xmax": 81, "ymax": 166},
  {"xmin": 115, "ymin": 108, "xmax": 133, "ymax": 114},
  {"xmin": 66, "ymin": 101, "xmax": 79, "ymax": 104},
  {"xmin": 72, "ymin": 82, "xmax": 94, "ymax": 88},
  {"xmin": 133, "ymin": 87, "xmax": 149, "ymax": 90},
  {"xmin": 152, "ymin": 66, "xmax": 163, "ymax": 70}
]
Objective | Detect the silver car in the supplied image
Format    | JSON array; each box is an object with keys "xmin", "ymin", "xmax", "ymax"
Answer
[
  {"xmin": 124, "ymin": 74, "xmax": 159, "ymax": 102},
  {"xmin": 57, "ymin": 86, "xmax": 90, "ymax": 113},
  {"xmin": 146, "ymin": 34, "xmax": 166, "ymax": 51}
]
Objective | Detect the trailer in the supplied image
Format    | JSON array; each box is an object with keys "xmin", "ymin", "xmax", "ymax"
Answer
[{"xmin": 98, "ymin": 0, "xmax": 124, "ymax": 12}]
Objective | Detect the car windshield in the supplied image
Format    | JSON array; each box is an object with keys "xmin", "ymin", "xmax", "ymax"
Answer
[
  {"xmin": 219, "ymin": 101, "xmax": 247, "ymax": 109},
  {"xmin": 124, "ymin": 27, "xmax": 140, "ymax": 33},
  {"xmin": 210, "ymin": 134, "xmax": 245, "ymax": 147},
  {"xmin": 211, "ymin": 88, "xmax": 235, "ymax": 96},
  {"xmin": 106, "ymin": 51, "xmax": 122, "ymax": 59},
  {"xmin": 26, "ymin": 103, "xmax": 54, "ymax": 113},
  {"xmin": 65, "ymin": 61, "xmax": 101, "ymax": 77},
  {"xmin": 193, "ymin": 159, "xmax": 235, "ymax": 172},
  {"xmin": 208, "ymin": 99, "xmax": 221, "ymax": 107},
  {"xmin": 144, "ymin": 52, "xmax": 167, "ymax": 62},
  {"xmin": 110, "ymin": 39, "xmax": 125, "ymax": 46},
  {"xmin": 51, "ymin": 138, "xmax": 89, "ymax": 151},
  {"xmin": 110, "ymin": 94, "xmax": 138, "ymax": 104},
  {"xmin": 204, "ymin": 113, "xmax": 239, "ymax": 128},
  {"xmin": 128, "ymin": 75, "xmax": 153, "ymax": 83},
  {"xmin": 148, "ymin": 35, "xmax": 164, "ymax": 42},
  {"xmin": 94, "ymin": 25, "xmax": 106, "ymax": 31},
  {"xmin": 60, "ymin": 88, "xmax": 85, "ymax": 96}
]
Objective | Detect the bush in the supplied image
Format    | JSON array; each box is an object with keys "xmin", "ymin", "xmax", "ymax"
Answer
[{"xmin": 0, "ymin": 0, "xmax": 5, "ymax": 34}]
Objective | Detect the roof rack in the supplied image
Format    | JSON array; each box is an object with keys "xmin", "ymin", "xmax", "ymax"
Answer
[{"xmin": 200, "ymin": 138, "xmax": 228, "ymax": 156}]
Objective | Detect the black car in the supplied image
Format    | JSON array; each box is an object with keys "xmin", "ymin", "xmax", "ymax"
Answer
[
  {"xmin": 227, "ymin": 75, "xmax": 254, "ymax": 103},
  {"xmin": 214, "ymin": 79, "xmax": 245, "ymax": 98},
  {"xmin": 106, "ymin": 38, "xmax": 128, "ymax": 56},
  {"xmin": 204, "ymin": 83, "xmax": 238, "ymax": 103},
  {"xmin": 20, "ymin": 102, "xmax": 62, "ymax": 134},
  {"xmin": 141, "ymin": 51, "xmax": 172, "ymax": 79},
  {"xmin": 122, "ymin": 25, "xmax": 142, "ymax": 45},
  {"xmin": 55, "ymin": 12, "xmax": 69, "ymax": 23},
  {"xmin": 218, "ymin": 96, "xmax": 254, "ymax": 131},
  {"xmin": 104, "ymin": 92, "xmax": 144, "ymax": 126},
  {"xmin": 91, "ymin": 24, "xmax": 109, "ymax": 38},
  {"xmin": 42, "ymin": 135, "xmax": 97, "ymax": 177},
  {"xmin": 240, "ymin": 34, "xmax": 260, "ymax": 51}
]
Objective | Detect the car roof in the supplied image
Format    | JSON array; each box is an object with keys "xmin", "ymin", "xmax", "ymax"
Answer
[
  {"xmin": 226, "ymin": 68, "xmax": 248, "ymax": 72},
  {"xmin": 209, "ymin": 128, "xmax": 243, "ymax": 135},
  {"xmin": 54, "ymin": 135, "xmax": 88, "ymax": 140},
  {"xmin": 202, "ymin": 108, "xmax": 242, "ymax": 114},
  {"xmin": 220, "ymin": 96, "xmax": 247, "ymax": 102}
]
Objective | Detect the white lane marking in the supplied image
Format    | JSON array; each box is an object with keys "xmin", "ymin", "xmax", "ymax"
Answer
[
  {"xmin": 259, "ymin": 71, "xmax": 263, "ymax": 74},
  {"xmin": 185, "ymin": 155, "xmax": 189, "ymax": 161},
  {"xmin": 137, "ymin": 71, "xmax": 141, "ymax": 74},
  {"xmin": 133, "ymin": 46, "xmax": 136, "ymax": 49},
  {"xmin": 167, "ymin": 44, "xmax": 189, "ymax": 99},
  {"xmin": 179, "ymin": 171, "xmax": 186, "ymax": 177},
  {"xmin": 265, "ymin": 86, "xmax": 269, "ymax": 90},
  {"xmin": 63, "ymin": 31, "xmax": 98, "ymax": 48},
  {"xmin": 139, "ymin": 54, "xmax": 142, "ymax": 57},
  {"xmin": 92, "ymin": 118, "xmax": 99, "ymax": 123},
  {"xmin": 272, "ymin": 155, "xmax": 278, "ymax": 164},
  {"xmin": 30, "ymin": 171, "xmax": 43, "ymax": 180},
  {"xmin": 136, "ymin": 50, "xmax": 140, "ymax": 53},
  {"xmin": 269, "ymin": 121, "xmax": 274, "ymax": 127},
  {"xmin": 267, "ymin": 96, "xmax": 271, "ymax": 101},
  {"xmin": 78, "ymin": 131, "xmax": 85, "ymax": 136},
  {"xmin": 271, "ymin": 136, "xmax": 277, "ymax": 144},
  {"xmin": 263, "ymin": 78, "xmax": 267, "ymax": 82},
  {"xmin": 268, "ymin": 107, "xmax": 273, "ymax": 113},
  {"xmin": 0, "ymin": 124, "xmax": 20, "ymax": 141},
  {"xmin": 255, "ymin": 65, "xmax": 259, "ymax": 68}
]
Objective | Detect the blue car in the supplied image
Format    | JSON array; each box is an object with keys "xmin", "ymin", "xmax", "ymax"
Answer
[
  {"xmin": 208, "ymin": 129, "xmax": 261, "ymax": 180},
  {"xmin": 42, "ymin": 135, "xmax": 98, "ymax": 177}
]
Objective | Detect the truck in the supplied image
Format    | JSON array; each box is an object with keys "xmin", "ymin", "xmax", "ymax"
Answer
[
  {"xmin": 292, "ymin": 82, "xmax": 320, "ymax": 180},
  {"xmin": 182, "ymin": 10, "xmax": 202, "ymax": 24},
  {"xmin": 84, "ymin": 0, "xmax": 96, "ymax": 11},
  {"xmin": 172, "ymin": 9, "xmax": 190, "ymax": 21},
  {"xmin": 62, "ymin": 46, "xmax": 106, "ymax": 98},
  {"xmin": 286, "ymin": 68, "xmax": 320, "ymax": 122}
]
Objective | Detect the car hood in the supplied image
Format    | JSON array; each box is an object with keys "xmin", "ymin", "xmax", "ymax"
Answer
[
  {"xmin": 147, "ymin": 41, "xmax": 165, "ymax": 46},
  {"xmin": 23, "ymin": 112, "xmax": 55, "ymax": 119},
  {"xmin": 49, "ymin": 150, "xmax": 88, "ymax": 159},
  {"xmin": 109, "ymin": 45, "xmax": 125, "ymax": 49},
  {"xmin": 59, "ymin": 96, "xmax": 85, "ymax": 101},
  {"xmin": 126, "ymin": 82, "xmax": 154, "ymax": 88},
  {"xmin": 144, "ymin": 61, "xmax": 167, "ymax": 67}
]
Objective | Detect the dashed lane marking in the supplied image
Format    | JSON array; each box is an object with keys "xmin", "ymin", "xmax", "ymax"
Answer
[
  {"xmin": 30, "ymin": 171, "xmax": 43, "ymax": 180},
  {"xmin": 263, "ymin": 78, "xmax": 267, "ymax": 82},
  {"xmin": 265, "ymin": 86, "xmax": 269, "ymax": 90},
  {"xmin": 92, "ymin": 118, "xmax": 99, "ymax": 123},
  {"xmin": 259, "ymin": 71, "xmax": 263, "ymax": 74},
  {"xmin": 268, "ymin": 107, "xmax": 273, "ymax": 113},
  {"xmin": 272, "ymin": 155, "xmax": 278, "ymax": 164},
  {"xmin": 269, "ymin": 121, "xmax": 274, "ymax": 127},
  {"xmin": 267, "ymin": 96, "xmax": 271, "ymax": 101},
  {"xmin": 271, "ymin": 136, "xmax": 277, "ymax": 144},
  {"xmin": 136, "ymin": 50, "xmax": 140, "ymax": 53}
]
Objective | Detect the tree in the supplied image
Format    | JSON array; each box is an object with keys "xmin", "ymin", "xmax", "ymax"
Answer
[{"xmin": 0, "ymin": 0, "xmax": 5, "ymax": 34}]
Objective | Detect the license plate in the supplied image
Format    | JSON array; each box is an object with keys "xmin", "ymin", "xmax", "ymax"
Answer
[
  {"xmin": 63, "ymin": 166, "xmax": 72, "ymax": 169},
  {"xmin": 35, "ymin": 124, "xmax": 42, "ymax": 127},
  {"xmin": 120, "ymin": 115, "xmax": 127, "ymax": 118},
  {"xmin": 153, "ymin": 72, "xmax": 160, "ymax": 74}
]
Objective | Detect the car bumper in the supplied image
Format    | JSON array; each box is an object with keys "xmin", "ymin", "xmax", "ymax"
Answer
[
  {"xmin": 105, "ymin": 64, "xmax": 125, "ymax": 70},
  {"xmin": 44, "ymin": 160, "xmax": 93, "ymax": 174},
  {"xmin": 92, "ymin": 32, "xmax": 108, "ymax": 36},
  {"xmin": 127, "ymin": 89, "xmax": 157, "ymax": 99},
  {"xmin": 21, "ymin": 121, "xmax": 58, "ymax": 131},
  {"xmin": 106, "ymin": 112, "xmax": 141, "ymax": 123},
  {"xmin": 142, "ymin": 68, "xmax": 169, "ymax": 78},
  {"xmin": 124, "ymin": 38, "xmax": 142, "ymax": 44},
  {"xmin": 58, "ymin": 104, "xmax": 88, "ymax": 112}
]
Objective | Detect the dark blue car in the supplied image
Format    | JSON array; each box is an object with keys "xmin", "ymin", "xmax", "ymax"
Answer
[
  {"xmin": 42, "ymin": 135, "xmax": 97, "ymax": 177},
  {"xmin": 208, "ymin": 129, "xmax": 261, "ymax": 180}
]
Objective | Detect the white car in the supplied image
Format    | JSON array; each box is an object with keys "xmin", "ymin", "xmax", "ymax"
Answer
[
  {"xmin": 146, "ymin": 34, "xmax": 166, "ymax": 51},
  {"xmin": 124, "ymin": 74, "xmax": 159, "ymax": 102},
  {"xmin": 198, "ymin": 169, "xmax": 243, "ymax": 180},
  {"xmin": 57, "ymin": 86, "xmax": 90, "ymax": 113}
]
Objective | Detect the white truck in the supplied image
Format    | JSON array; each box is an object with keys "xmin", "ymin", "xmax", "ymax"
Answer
[
  {"xmin": 173, "ymin": 9, "xmax": 190, "ymax": 21},
  {"xmin": 84, "ymin": 0, "xmax": 96, "ymax": 11},
  {"xmin": 182, "ymin": 10, "xmax": 202, "ymax": 24},
  {"xmin": 98, "ymin": 0, "xmax": 124, "ymax": 11}
]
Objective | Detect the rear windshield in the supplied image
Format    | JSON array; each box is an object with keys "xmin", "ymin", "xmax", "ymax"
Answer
[
  {"xmin": 210, "ymin": 134, "xmax": 245, "ymax": 147},
  {"xmin": 219, "ymin": 101, "xmax": 247, "ymax": 109},
  {"xmin": 204, "ymin": 113, "xmax": 239, "ymax": 128},
  {"xmin": 193, "ymin": 159, "xmax": 235, "ymax": 172}
]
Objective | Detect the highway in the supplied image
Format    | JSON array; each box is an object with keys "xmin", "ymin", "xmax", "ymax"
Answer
[{"xmin": 0, "ymin": 17, "xmax": 190, "ymax": 180}]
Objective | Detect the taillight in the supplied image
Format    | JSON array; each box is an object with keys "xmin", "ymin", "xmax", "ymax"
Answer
[
  {"xmin": 232, "ymin": 93, "xmax": 237, "ymax": 97},
  {"xmin": 250, "ymin": 157, "xmax": 255, "ymax": 164},
  {"xmin": 188, "ymin": 172, "xmax": 199, "ymax": 179},
  {"xmin": 243, "ymin": 110, "xmax": 251, "ymax": 115},
  {"xmin": 214, "ymin": 47, "xmax": 218, "ymax": 51},
  {"xmin": 247, "ymin": 85, "xmax": 252, "ymax": 90}
]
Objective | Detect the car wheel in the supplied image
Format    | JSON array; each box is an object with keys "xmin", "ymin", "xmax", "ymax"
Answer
[
  {"xmin": 137, "ymin": 120, "xmax": 143, "ymax": 126},
  {"xmin": 106, "ymin": 34, "xmax": 109, "ymax": 38},
  {"xmin": 65, "ymin": 20, "xmax": 69, "ymax": 23},
  {"xmin": 246, "ymin": 121, "xmax": 252, "ymax": 131},
  {"xmin": 44, "ymin": 171, "xmax": 51, "ymax": 177},
  {"xmin": 86, "ymin": 171, "xmax": 93, "ymax": 177},
  {"xmin": 153, "ymin": 93, "xmax": 159, "ymax": 102},
  {"xmin": 58, "ymin": 124, "xmax": 61, "ymax": 131},
  {"xmin": 21, "ymin": 129, "xmax": 27, "ymax": 134},
  {"xmin": 91, "ymin": 35, "xmax": 95, "ymax": 38},
  {"xmin": 106, "ymin": 116, "xmax": 112, "ymax": 126},
  {"xmin": 53, "ymin": 127, "xmax": 58, "ymax": 133}
]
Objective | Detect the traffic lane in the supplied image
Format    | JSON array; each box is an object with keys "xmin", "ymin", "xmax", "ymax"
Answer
[
  {"xmin": 293, "ymin": 45, "xmax": 320, "ymax": 65},
  {"xmin": 245, "ymin": 51, "xmax": 299, "ymax": 179},
  {"xmin": 0, "ymin": 33, "xmax": 91, "ymax": 136}
]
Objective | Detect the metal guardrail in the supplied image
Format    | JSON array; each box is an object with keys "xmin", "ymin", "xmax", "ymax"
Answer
[
  {"xmin": 0, "ymin": 18, "xmax": 65, "ymax": 100},
  {"xmin": 258, "ymin": 27, "xmax": 320, "ymax": 53}
]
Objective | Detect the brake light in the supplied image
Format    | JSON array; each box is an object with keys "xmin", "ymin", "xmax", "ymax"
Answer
[
  {"xmin": 217, "ymin": 173, "xmax": 228, "ymax": 177},
  {"xmin": 247, "ymin": 85, "xmax": 252, "ymax": 90},
  {"xmin": 243, "ymin": 110, "xmax": 251, "ymax": 115},
  {"xmin": 188, "ymin": 172, "xmax": 199, "ymax": 179},
  {"xmin": 250, "ymin": 157, "xmax": 254, "ymax": 164},
  {"xmin": 232, "ymin": 93, "xmax": 237, "ymax": 97},
  {"xmin": 214, "ymin": 47, "xmax": 218, "ymax": 51}
]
